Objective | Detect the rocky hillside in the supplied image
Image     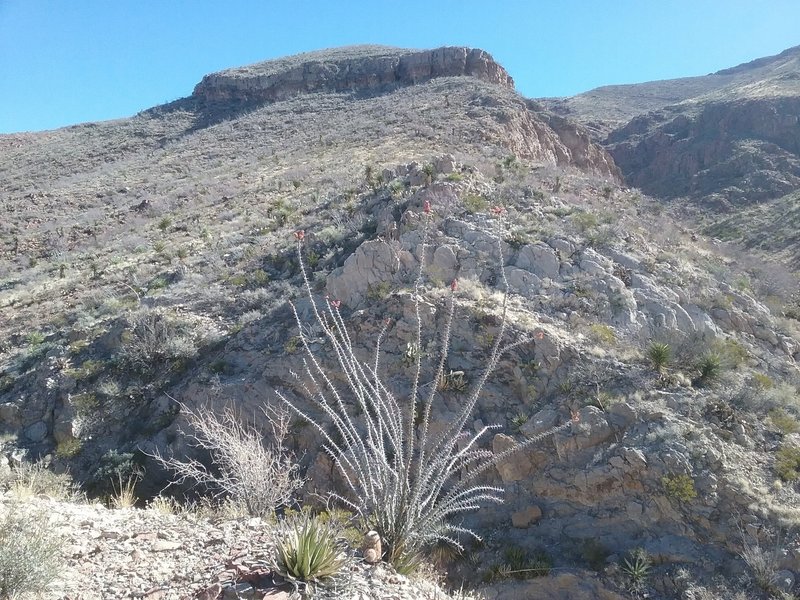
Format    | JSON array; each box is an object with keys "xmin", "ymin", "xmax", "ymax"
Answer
[
  {"xmin": 542, "ymin": 45, "xmax": 800, "ymax": 211},
  {"xmin": 1, "ymin": 45, "xmax": 799, "ymax": 599}
]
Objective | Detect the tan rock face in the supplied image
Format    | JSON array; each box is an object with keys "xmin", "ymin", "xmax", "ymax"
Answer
[{"xmin": 193, "ymin": 46, "xmax": 514, "ymax": 105}]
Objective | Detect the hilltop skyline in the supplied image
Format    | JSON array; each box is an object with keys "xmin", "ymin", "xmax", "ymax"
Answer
[{"xmin": 1, "ymin": 0, "xmax": 799, "ymax": 133}]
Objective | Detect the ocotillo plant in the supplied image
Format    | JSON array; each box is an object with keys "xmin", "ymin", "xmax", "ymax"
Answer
[{"xmin": 279, "ymin": 202, "xmax": 571, "ymax": 562}]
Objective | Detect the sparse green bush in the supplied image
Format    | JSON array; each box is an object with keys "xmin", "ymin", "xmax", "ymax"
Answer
[
  {"xmin": 273, "ymin": 514, "xmax": 347, "ymax": 590},
  {"xmin": 55, "ymin": 438, "xmax": 82, "ymax": 459},
  {"xmin": 661, "ymin": 473, "xmax": 697, "ymax": 503},
  {"xmin": 65, "ymin": 359, "xmax": 104, "ymax": 381},
  {"xmin": 768, "ymin": 408, "xmax": 800, "ymax": 434},
  {"xmin": 118, "ymin": 308, "xmax": 200, "ymax": 372},
  {"xmin": 572, "ymin": 211, "xmax": 598, "ymax": 232},
  {"xmin": 0, "ymin": 510, "xmax": 63, "ymax": 599},
  {"xmin": 366, "ymin": 281, "xmax": 392, "ymax": 301},
  {"xmin": 462, "ymin": 194, "xmax": 489, "ymax": 214},
  {"xmin": 775, "ymin": 445, "xmax": 800, "ymax": 481},
  {"xmin": 588, "ymin": 323, "xmax": 616, "ymax": 345}
]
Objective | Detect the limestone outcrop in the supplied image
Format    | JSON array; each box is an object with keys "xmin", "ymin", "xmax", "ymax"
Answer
[{"xmin": 193, "ymin": 45, "xmax": 514, "ymax": 105}]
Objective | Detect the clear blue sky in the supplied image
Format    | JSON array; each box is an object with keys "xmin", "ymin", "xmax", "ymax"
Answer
[{"xmin": 1, "ymin": 0, "xmax": 798, "ymax": 133}]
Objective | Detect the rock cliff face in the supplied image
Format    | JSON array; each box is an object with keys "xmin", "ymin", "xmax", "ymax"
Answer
[
  {"xmin": 193, "ymin": 45, "xmax": 514, "ymax": 105},
  {"xmin": 607, "ymin": 96, "xmax": 800, "ymax": 205},
  {"xmin": 542, "ymin": 45, "xmax": 800, "ymax": 208}
]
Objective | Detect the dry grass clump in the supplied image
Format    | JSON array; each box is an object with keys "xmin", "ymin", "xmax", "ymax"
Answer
[{"xmin": 2, "ymin": 461, "xmax": 79, "ymax": 501}]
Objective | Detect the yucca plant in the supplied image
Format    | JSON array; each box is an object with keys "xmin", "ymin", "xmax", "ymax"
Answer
[
  {"xmin": 646, "ymin": 342, "xmax": 671, "ymax": 374},
  {"xmin": 273, "ymin": 514, "xmax": 347, "ymax": 588},
  {"xmin": 279, "ymin": 203, "xmax": 571, "ymax": 564},
  {"xmin": 695, "ymin": 352, "xmax": 722, "ymax": 387}
]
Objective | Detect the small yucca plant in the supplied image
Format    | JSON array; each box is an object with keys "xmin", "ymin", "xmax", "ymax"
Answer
[
  {"xmin": 273, "ymin": 515, "xmax": 347, "ymax": 587},
  {"xmin": 695, "ymin": 352, "xmax": 722, "ymax": 387},
  {"xmin": 646, "ymin": 342, "xmax": 671, "ymax": 374}
]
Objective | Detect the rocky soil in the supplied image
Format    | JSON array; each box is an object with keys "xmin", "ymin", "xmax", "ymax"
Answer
[{"xmin": 3, "ymin": 494, "xmax": 480, "ymax": 600}]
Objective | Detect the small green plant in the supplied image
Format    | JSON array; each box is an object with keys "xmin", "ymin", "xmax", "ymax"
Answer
[
  {"xmin": 572, "ymin": 211, "xmax": 598, "ymax": 232},
  {"xmin": 284, "ymin": 336, "xmax": 301, "ymax": 354},
  {"xmin": 463, "ymin": 194, "xmax": 489, "ymax": 214},
  {"xmin": 273, "ymin": 515, "xmax": 347, "ymax": 589},
  {"xmin": 109, "ymin": 470, "xmax": 141, "ymax": 509},
  {"xmin": 486, "ymin": 546, "xmax": 552, "ymax": 581},
  {"xmin": 694, "ymin": 353, "xmax": 722, "ymax": 387},
  {"xmin": 55, "ymin": 437, "xmax": 82, "ymax": 459},
  {"xmin": 25, "ymin": 332, "xmax": 45, "ymax": 346},
  {"xmin": 647, "ymin": 342, "xmax": 671, "ymax": 374},
  {"xmin": 157, "ymin": 216, "xmax": 172, "ymax": 232},
  {"xmin": 588, "ymin": 323, "xmax": 616, "ymax": 345},
  {"xmin": 775, "ymin": 444, "xmax": 800, "ymax": 481},
  {"xmin": 753, "ymin": 372, "xmax": 774, "ymax": 390},
  {"xmin": 366, "ymin": 281, "xmax": 392, "ymax": 301},
  {"xmin": 510, "ymin": 412, "xmax": 529, "ymax": 431},
  {"xmin": 621, "ymin": 548, "xmax": 651, "ymax": 591},
  {"xmin": 661, "ymin": 473, "xmax": 697, "ymax": 503},
  {"xmin": 768, "ymin": 408, "xmax": 800, "ymax": 434},
  {"xmin": 65, "ymin": 359, "xmax": 104, "ymax": 381},
  {"xmin": 0, "ymin": 511, "xmax": 64, "ymax": 599},
  {"xmin": 437, "ymin": 370, "xmax": 468, "ymax": 393},
  {"xmin": 402, "ymin": 342, "xmax": 420, "ymax": 367}
]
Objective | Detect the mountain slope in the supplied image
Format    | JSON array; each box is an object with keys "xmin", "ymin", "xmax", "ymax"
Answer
[
  {"xmin": 542, "ymin": 45, "xmax": 800, "ymax": 211},
  {"xmin": 0, "ymin": 46, "xmax": 799, "ymax": 599}
]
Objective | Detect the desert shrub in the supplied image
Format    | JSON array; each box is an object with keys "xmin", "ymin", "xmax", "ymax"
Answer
[
  {"xmin": 661, "ymin": 473, "xmax": 697, "ymax": 503},
  {"xmin": 588, "ymin": 323, "xmax": 616, "ymax": 345},
  {"xmin": 572, "ymin": 211, "xmax": 598, "ymax": 232},
  {"xmin": 775, "ymin": 445, "xmax": 800, "ymax": 481},
  {"xmin": 118, "ymin": 307, "xmax": 200, "ymax": 372},
  {"xmin": 646, "ymin": 342, "xmax": 671, "ymax": 374},
  {"xmin": 462, "ymin": 194, "xmax": 489, "ymax": 214},
  {"xmin": 768, "ymin": 408, "xmax": 800, "ymax": 434},
  {"xmin": 273, "ymin": 514, "xmax": 347, "ymax": 591},
  {"xmin": 280, "ymin": 210, "xmax": 570, "ymax": 564},
  {"xmin": 152, "ymin": 403, "xmax": 302, "ymax": 518},
  {"xmin": 739, "ymin": 533, "xmax": 785, "ymax": 594},
  {"xmin": 0, "ymin": 510, "xmax": 63, "ymax": 598}
]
